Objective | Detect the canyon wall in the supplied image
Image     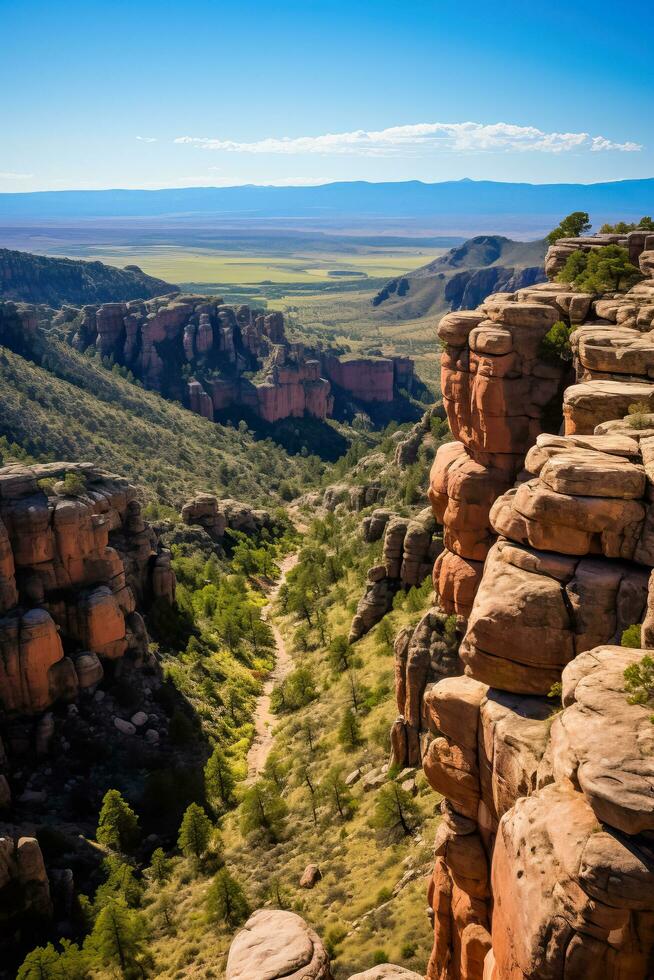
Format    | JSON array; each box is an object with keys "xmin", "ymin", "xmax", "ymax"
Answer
[
  {"xmin": 62, "ymin": 296, "xmax": 418, "ymax": 425},
  {"xmin": 413, "ymin": 230, "xmax": 654, "ymax": 979}
]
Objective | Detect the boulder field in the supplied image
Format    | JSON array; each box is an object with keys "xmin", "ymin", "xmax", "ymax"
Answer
[{"xmin": 406, "ymin": 229, "xmax": 654, "ymax": 978}]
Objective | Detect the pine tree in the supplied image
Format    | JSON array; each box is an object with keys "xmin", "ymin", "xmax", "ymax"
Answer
[
  {"xmin": 206, "ymin": 868, "xmax": 250, "ymax": 927},
  {"xmin": 338, "ymin": 707, "xmax": 362, "ymax": 749},
  {"xmin": 88, "ymin": 898, "xmax": 147, "ymax": 977},
  {"xmin": 148, "ymin": 847, "xmax": 171, "ymax": 885},
  {"xmin": 322, "ymin": 768, "xmax": 353, "ymax": 821},
  {"xmin": 177, "ymin": 803, "xmax": 214, "ymax": 864},
  {"xmin": 204, "ymin": 745, "xmax": 236, "ymax": 810},
  {"xmin": 547, "ymin": 211, "xmax": 591, "ymax": 244},
  {"xmin": 372, "ymin": 782, "xmax": 420, "ymax": 842},
  {"xmin": 96, "ymin": 789, "xmax": 139, "ymax": 853},
  {"xmin": 17, "ymin": 944, "xmax": 64, "ymax": 980},
  {"xmin": 240, "ymin": 779, "xmax": 288, "ymax": 842}
]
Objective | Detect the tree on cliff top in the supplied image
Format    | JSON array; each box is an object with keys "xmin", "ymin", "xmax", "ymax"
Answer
[
  {"xmin": 547, "ymin": 211, "xmax": 591, "ymax": 244},
  {"xmin": 557, "ymin": 244, "xmax": 642, "ymax": 294},
  {"xmin": 96, "ymin": 789, "xmax": 140, "ymax": 853}
]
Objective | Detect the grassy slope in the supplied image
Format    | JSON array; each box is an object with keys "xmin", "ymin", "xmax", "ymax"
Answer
[
  {"xmin": 141, "ymin": 514, "xmax": 441, "ymax": 979},
  {"xmin": 0, "ymin": 338, "xmax": 322, "ymax": 507}
]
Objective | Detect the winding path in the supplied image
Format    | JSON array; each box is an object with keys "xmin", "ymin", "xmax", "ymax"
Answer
[{"xmin": 245, "ymin": 552, "xmax": 298, "ymax": 781}]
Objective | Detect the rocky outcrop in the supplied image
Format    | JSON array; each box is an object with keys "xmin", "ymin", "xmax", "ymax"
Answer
[
  {"xmin": 348, "ymin": 968, "xmax": 424, "ymax": 980},
  {"xmin": 431, "ymin": 295, "xmax": 569, "ymax": 618},
  {"xmin": 70, "ymin": 296, "xmax": 334, "ymax": 425},
  {"xmin": 394, "ymin": 404, "xmax": 447, "ymax": 468},
  {"xmin": 324, "ymin": 484, "xmax": 386, "ymax": 513},
  {"xmin": 350, "ymin": 509, "xmax": 442, "ymax": 642},
  {"xmin": 226, "ymin": 909, "xmax": 333, "ymax": 980},
  {"xmin": 0, "ymin": 835, "xmax": 52, "ymax": 956},
  {"xmin": 181, "ymin": 493, "xmax": 273, "ymax": 541},
  {"xmin": 418, "ymin": 234, "xmax": 654, "ymax": 979},
  {"xmin": 0, "ymin": 462, "xmax": 174, "ymax": 720}
]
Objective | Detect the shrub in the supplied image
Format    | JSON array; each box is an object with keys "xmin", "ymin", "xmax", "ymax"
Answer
[
  {"xmin": 623, "ymin": 653, "xmax": 654, "ymax": 723},
  {"xmin": 539, "ymin": 321, "xmax": 573, "ymax": 363},
  {"xmin": 557, "ymin": 244, "xmax": 642, "ymax": 294},
  {"xmin": 373, "ymin": 949, "xmax": 389, "ymax": 965},
  {"xmin": 621, "ymin": 624, "xmax": 643, "ymax": 649}
]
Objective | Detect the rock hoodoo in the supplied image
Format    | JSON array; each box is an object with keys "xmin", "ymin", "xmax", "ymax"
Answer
[
  {"xmin": 413, "ymin": 229, "xmax": 654, "ymax": 979},
  {"xmin": 0, "ymin": 462, "xmax": 175, "ymax": 722},
  {"xmin": 61, "ymin": 295, "xmax": 417, "ymax": 426}
]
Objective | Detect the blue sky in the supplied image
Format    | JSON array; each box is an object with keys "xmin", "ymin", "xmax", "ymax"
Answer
[{"xmin": 1, "ymin": 0, "xmax": 653, "ymax": 192}]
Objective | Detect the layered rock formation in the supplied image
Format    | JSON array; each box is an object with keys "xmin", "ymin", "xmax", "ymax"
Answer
[
  {"xmin": 0, "ymin": 462, "xmax": 175, "ymax": 723},
  {"xmin": 350, "ymin": 508, "xmax": 442, "ymax": 641},
  {"xmin": 430, "ymin": 296, "xmax": 569, "ymax": 618},
  {"xmin": 63, "ymin": 295, "xmax": 419, "ymax": 426},
  {"xmin": 418, "ymin": 232, "xmax": 654, "ymax": 978}
]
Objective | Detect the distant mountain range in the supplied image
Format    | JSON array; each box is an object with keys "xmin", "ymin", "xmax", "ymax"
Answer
[
  {"xmin": 0, "ymin": 248, "xmax": 177, "ymax": 306},
  {"xmin": 371, "ymin": 235, "xmax": 547, "ymax": 320},
  {"xmin": 0, "ymin": 178, "xmax": 652, "ymax": 234}
]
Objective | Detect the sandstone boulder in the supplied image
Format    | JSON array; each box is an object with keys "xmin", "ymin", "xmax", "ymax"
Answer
[{"xmin": 226, "ymin": 909, "xmax": 333, "ymax": 980}]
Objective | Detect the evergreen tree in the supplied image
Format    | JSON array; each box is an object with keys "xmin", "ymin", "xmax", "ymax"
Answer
[
  {"xmin": 94, "ymin": 854, "xmax": 143, "ymax": 910},
  {"xmin": 338, "ymin": 707, "xmax": 362, "ymax": 749},
  {"xmin": 372, "ymin": 782, "xmax": 420, "ymax": 842},
  {"xmin": 328, "ymin": 634, "xmax": 352, "ymax": 673},
  {"xmin": 206, "ymin": 868, "xmax": 250, "ymax": 927},
  {"xmin": 240, "ymin": 779, "xmax": 288, "ymax": 842},
  {"xmin": 204, "ymin": 745, "xmax": 236, "ymax": 810},
  {"xmin": 322, "ymin": 768, "xmax": 354, "ymax": 821},
  {"xmin": 96, "ymin": 789, "xmax": 139, "ymax": 853},
  {"xmin": 148, "ymin": 847, "xmax": 172, "ymax": 885},
  {"xmin": 558, "ymin": 243, "xmax": 642, "ymax": 294},
  {"xmin": 17, "ymin": 944, "xmax": 64, "ymax": 980},
  {"xmin": 177, "ymin": 803, "xmax": 214, "ymax": 864},
  {"xmin": 547, "ymin": 211, "xmax": 591, "ymax": 244},
  {"xmin": 88, "ymin": 898, "xmax": 147, "ymax": 977}
]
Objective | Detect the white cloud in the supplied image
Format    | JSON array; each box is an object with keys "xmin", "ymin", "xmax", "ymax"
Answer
[
  {"xmin": 174, "ymin": 121, "xmax": 642, "ymax": 157},
  {"xmin": 136, "ymin": 136, "xmax": 157, "ymax": 143},
  {"xmin": 0, "ymin": 171, "xmax": 34, "ymax": 179}
]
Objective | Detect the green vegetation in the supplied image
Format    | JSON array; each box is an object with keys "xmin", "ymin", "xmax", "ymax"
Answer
[
  {"xmin": 600, "ymin": 216, "xmax": 654, "ymax": 233},
  {"xmin": 96, "ymin": 789, "xmax": 140, "ymax": 853},
  {"xmin": 206, "ymin": 870, "xmax": 250, "ymax": 927},
  {"xmin": 557, "ymin": 244, "xmax": 642, "ymax": 294},
  {"xmin": 0, "ymin": 340, "xmax": 327, "ymax": 507},
  {"xmin": 539, "ymin": 320, "xmax": 573, "ymax": 364},
  {"xmin": 547, "ymin": 211, "xmax": 591, "ymax": 244},
  {"xmin": 624, "ymin": 653, "xmax": 654, "ymax": 722},
  {"xmin": 177, "ymin": 803, "xmax": 215, "ymax": 863},
  {"xmin": 627, "ymin": 402, "xmax": 654, "ymax": 430},
  {"xmin": 621, "ymin": 624, "xmax": 643, "ymax": 648}
]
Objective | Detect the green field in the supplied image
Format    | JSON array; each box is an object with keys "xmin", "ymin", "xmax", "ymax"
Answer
[{"xmin": 81, "ymin": 244, "xmax": 444, "ymax": 285}]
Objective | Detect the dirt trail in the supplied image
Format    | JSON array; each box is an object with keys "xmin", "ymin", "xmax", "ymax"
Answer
[{"xmin": 245, "ymin": 552, "xmax": 298, "ymax": 781}]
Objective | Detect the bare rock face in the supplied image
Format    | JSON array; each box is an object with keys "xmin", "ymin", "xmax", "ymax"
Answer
[
  {"xmin": 0, "ymin": 462, "xmax": 175, "ymax": 717},
  {"xmin": 432, "ymin": 294, "xmax": 568, "ymax": 619},
  {"xmin": 460, "ymin": 538, "xmax": 648, "ymax": 695},
  {"xmin": 226, "ymin": 909, "xmax": 333, "ymax": 980},
  {"xmin": 420, "ymin": 239, "xmax": 654, "ymax": 979}
]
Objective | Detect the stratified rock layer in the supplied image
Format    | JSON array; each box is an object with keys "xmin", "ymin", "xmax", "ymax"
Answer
[{"xmin": 418, "ymin": 233, "xmax": 654, "ymax": 979}]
